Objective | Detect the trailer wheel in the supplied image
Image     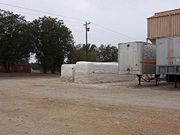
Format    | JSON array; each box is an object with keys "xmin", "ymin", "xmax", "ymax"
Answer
[{"xmin": 166, "ymin": 75, "xmax": 175, "ymax": 82}]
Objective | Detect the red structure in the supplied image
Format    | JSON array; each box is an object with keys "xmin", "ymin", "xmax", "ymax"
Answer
[{"xmin": 0, "ymin": 64, "xmax": 31, "ymax": 73}]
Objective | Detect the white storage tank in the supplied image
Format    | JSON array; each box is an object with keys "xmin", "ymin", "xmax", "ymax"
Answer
[
  {"xmin": 156, "ymin": 36, "xmax": 180, "ymax": 75},
  {"xmin": 118, "ymin": 42, "xmax": 156, "ymax": 75}
]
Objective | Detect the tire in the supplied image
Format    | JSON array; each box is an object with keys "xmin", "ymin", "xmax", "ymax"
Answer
[{"xmin": 166, "ymin": 75, "xmax": 175, "ymax": 82}]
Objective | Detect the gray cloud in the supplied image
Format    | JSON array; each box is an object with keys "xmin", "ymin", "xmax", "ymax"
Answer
[{"xmin": 1, "ymin": 0, "xmax": 180, "ymax": 46}]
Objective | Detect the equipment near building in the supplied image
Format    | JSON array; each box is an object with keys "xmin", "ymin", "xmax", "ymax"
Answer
[
  {"xmin": 156, "ymin": 36, "xmax": 180, "ymax": 87},
  {"xmin": 118, "ymin": 42, "xmax": 157, "ymax": 85},
  {"xmin": 148, "ymin": 8, "xmax": 180, "ymax": 88}
]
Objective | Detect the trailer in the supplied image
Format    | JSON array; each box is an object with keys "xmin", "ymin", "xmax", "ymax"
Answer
[
  {"xmin": 118, "ymin": 42, "xmax": 157, "ymax": 85},
  {"xmin": 156, "ymin": 36, "xmax": 180, "ymax": 87}
]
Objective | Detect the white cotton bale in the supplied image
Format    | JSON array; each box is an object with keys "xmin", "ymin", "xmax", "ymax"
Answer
[
  {"xmin": 74, "ymin": 62, "xmax": 91, "ymax": 83},
  {"xmin": 74, "ymin": 61, "xmax": 135, "ymax": 83},
  {"xmin": 61, "ymin": 64, "xmax": 75, "ymax": 82}
]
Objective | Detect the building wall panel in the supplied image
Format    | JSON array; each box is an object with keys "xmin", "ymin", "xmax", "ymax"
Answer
[{"xmin": 148, "ymin": 9, "xmax": 180, "ymax": 40}]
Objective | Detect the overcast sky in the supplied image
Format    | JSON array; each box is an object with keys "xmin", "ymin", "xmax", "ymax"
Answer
[{"xmin": 1, "ymin": 0, "xmax": 180, "ymax": 46}]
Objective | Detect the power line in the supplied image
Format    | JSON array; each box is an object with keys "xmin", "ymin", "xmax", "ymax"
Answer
[
  {"xmin": 0, "ymin": 7, "xmax": 84, "ymax": 29},
  {"xmin": 0, "ymin": 2, "xmax": 136, "ymax": 43},
  {"xmin": 92, "ymin": 23, "xmax": 135, "ymax": 40},
  {"xmin": 2, "ymin": 9, "xmax": 45, "ymax": 20},
  {"xmin": 0, "ymin": 2, "xmax": 85, "ymax": 22},
  {"xmin": 73, "ymin": 29, "xmax": 84, "ymax": 40},
  {"xmin": 93, "ymin": 26, "xmax": 127, "ymax": 42}
]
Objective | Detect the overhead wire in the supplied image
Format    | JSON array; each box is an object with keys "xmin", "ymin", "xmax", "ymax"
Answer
[
  {"xmin": 0, "ymin": 2, "xmax": 136, "ymax": 42},
  {"xmin": 91, "ymin": 25, "xmax": 127, "ymax": 42},
  {"xmin": 73, "ymin": 29, "xmax": 84, "ymax": 43},
  {"xmin": 0, "ymin": 2, "xmax": 85, "ymax": 22},
  {"xmin": 0, "ymin": 7, "xmax": 83, "ymax": 28},
  {"xmin": 91, "ymin": 23, "xmax": 135, "ymax": 40}
]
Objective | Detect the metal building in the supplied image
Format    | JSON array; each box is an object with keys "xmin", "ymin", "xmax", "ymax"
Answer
[
  {"xmin": 148, "ymin": 8, "xmax": 180, "ymax": 87},
  {"xmin": 148, "ymin": 8, "xmax": 180, "ymax": 43}
]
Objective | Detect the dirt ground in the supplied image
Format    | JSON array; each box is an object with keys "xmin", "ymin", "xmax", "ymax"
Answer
[{"xmin": 0, "ymin": 77, "xmax": 180, "ymax": 135}]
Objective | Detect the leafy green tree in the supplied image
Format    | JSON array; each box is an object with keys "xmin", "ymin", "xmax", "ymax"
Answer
[
  {"xmin": 68, "ymin": 44, "xmax": 97, "ymax": 64},
  {"xmin": 30, "ymin": 16, "xmax": 74, "ymax": 73},
  {"xmin": 98, "ymin": 44, "xmax": 118, "ymax": 62},
  {"xmin": 0, "ymin": 10, "xmax": 32, "ymax": 72}
]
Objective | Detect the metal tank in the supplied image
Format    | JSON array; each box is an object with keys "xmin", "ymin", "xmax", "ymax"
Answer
[
  {"xmin": 156, "ymin": 36, "xmax": 180, "ymax": 75},
  {"xmin": 118, "ymin": 42, "xmax": 156, "ymax": 75}
]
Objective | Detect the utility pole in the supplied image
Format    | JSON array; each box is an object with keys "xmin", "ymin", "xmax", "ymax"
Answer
[{"xmin": 84, "ymin": 22, "xmax": 91, "ymax": 61}]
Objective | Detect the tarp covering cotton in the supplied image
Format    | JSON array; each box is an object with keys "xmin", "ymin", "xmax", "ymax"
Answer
[
  {"xmin": 74, "ymin": 62, "xmax": 134, "ymax": 83},
  {"xmin": 61, "ymin": 64, "xmax": 75, "ymax": 82}
]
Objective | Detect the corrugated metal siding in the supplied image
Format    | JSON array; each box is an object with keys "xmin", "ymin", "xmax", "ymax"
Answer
[
  {"xmin": 171, "ymin": 14, "xmax": 180, "ymax": 36},
  {"xmin": 148, "ymin": 8, "xmax": 180, "ymax": 40},
  {"xmin": 148, "ymin": 16, "xmax": 170, "ymax": 39},
  {"xmin": 155, "ymin": 8, "xmax": 180, "ymax": 17}
]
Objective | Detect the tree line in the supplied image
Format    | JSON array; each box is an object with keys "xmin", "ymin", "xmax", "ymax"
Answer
[
  {"xmin": 0, "ymin": 9, "xmax": 118, "ymax": 73},
  {"xmin": 68, "ymin": 44, "xmax": 118, "ymax": 64}
]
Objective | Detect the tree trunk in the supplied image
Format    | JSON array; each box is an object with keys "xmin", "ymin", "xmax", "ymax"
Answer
[
  {"xmin": 43, "ymin": 67, "xmax": 47, "ymax": 74},
  {"xmin": 4, "ymin": 62, "xmax": 10, "ymax": 73},
  {"xmin": 51, "ymin": 65, "xmax": 56, "ymax": 74}
]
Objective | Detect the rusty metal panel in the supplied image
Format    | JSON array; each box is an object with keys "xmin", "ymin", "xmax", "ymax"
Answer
[
  {"xmin": 156, "ymin": 36, "xmax": 180, "ymax": 75},
  {"xmin": 118, "ymin": 42, "xmax": 156, "ymax": 75},
  {"xmin": 148, "ymin": 8, "xmax": 180, "ymax": 40},
  {"xmin": 156, "ymin": 36, "xmax": 180, "ymax": 66}
]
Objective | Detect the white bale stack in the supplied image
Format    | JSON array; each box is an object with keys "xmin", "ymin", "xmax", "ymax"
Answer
[
  {"xmin": 74, "ymin": 62, "xmax": 134, "ymax": 83},
  {"xmin": 74, "ymin": 62, "xmax": 90, "ymax": 83},
  {"xmin": 61, "ymin": 64, "xmax": 75, "ymax": 82}
]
